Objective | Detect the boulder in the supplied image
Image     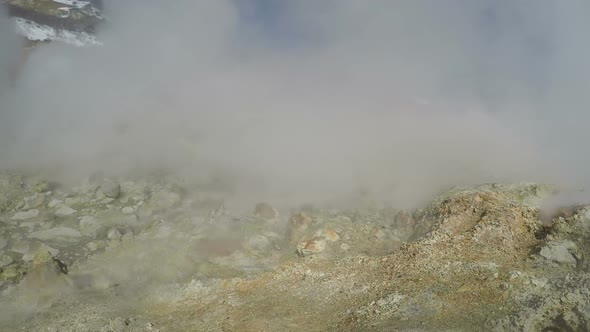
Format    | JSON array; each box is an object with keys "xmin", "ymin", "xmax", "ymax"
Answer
[
  {"xmin": 254, "ymin": 202, "xmax": 279, "ymax": 220},
  {"xmin": 100, "ymin": 178, "xmax": 121, "ymax": 199},
  {"xmin": 538, "ymin": 240, "xmax": 579, "ymax": 265}
]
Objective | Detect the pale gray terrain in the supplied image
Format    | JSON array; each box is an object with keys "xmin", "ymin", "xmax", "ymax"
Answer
[{"xmin": 3, "ymin": 1, "xmax": 590, "ymax": 331}]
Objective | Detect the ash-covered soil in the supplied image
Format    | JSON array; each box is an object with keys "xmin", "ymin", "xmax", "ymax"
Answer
[{"xmin": 0, "ymin": 171, "xmax": 588, "ymax": 332}]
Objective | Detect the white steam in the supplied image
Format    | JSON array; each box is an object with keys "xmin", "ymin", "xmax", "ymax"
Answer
[{"xmin": 1, "ymin": 0, "xmax": 590, "ymax": 208}]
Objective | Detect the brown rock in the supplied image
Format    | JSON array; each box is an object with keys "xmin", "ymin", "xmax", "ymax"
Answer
[
  {"xmin": 315, "ymin": 228, "xmax": 340, "ymax": 242},
  {"xmin": 286, "ymin": 212, "xmax": 313, "ymax": 243},
  {"xmin": 296, "ymin": 237, "xmax": 326, "ymax": 257},
  {"xmin": 254, "ymin": 202, "xmax": 279, "ymax": 219}
]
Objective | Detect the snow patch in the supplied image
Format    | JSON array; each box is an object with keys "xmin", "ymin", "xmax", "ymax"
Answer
[
  {"xmin": 14, "ymin": 18, "xmax": 102, "ymax": 47},
  {"xmin": 51, "ymin": 0, "xmax": 92, "ymax": 9},
  {"xmin": 52, "ymin": 0, "xmax": 103, "ymax": 18}
]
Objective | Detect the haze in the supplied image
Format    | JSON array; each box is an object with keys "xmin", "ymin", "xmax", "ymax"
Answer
[{"xmin": 1, "ymin": 0, "xmax": 589, "ymax": 209}]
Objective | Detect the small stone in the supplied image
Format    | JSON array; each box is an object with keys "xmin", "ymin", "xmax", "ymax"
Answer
[
  {"xmin": 254, "ymin": 202, "xmax": 279, "ymax": 219},
  {"xmin": 55, "ymin": 206, "xmax": 76, "ymax": 217},
  {"xmin": 33, "ymin": 180, "xmax": 50, "ymax": 193},
  {"xmin": 315, "ymin": 229, "xmax": 340, "ymax": 242},
  {"xmin": 340, "ymin": 243, "xmax": 351, "ymax": 251},
  {"xmin": 0, "ymin": 254, "xmax": 13, "ymax": 267},
  {"xmin": 30, "ymin": 194, "xmax": 47, "ymax": 208},
  {"xmin": 32, "ymin": 251, "xmax": 53, "ymax": 265},
  {"xmin": 121, "ymin": 231, "xmax": 134, "ymax": 242},
  {"xmin": 296, "ymin": 237, "xmax": 326, "ymax": 256},
  {"xmin": 100, "ymin": 197, "xmax": 115, "ymax": 205},
  {"xmin": 100, "ymin": 179, "xmax": 121, "ymax": 199},
  {"xmin": 64, "ymin": 197, "xmax": 82, "ymax": 207},
  {"xmin": 48, "ymin": 199, "xmax": 63, "ymax": 208},
  {"xmin": 121, "ymin": 214, "xmax": 139, "ymax": 226},
  {"xmin": 336, "ymin": 215, "xmax": 352, "ymax": 223},
  {"xmin": 372, "ymin": 229, "xmax": 386, "ymax": 240},
  {"xmin": 11, "ymin": 209, "xmax": 39, "ymax": 220},
  {"xmin": 87, "ymin": 242, "xmax": 98, "ymax": 251},
  {"xmin": 107, "ymin": 228, "xmax": 122, "ymax": 241},
  {"xmin": 121, "ymin": 206, "xmax": 135, "ymax": 214},
  {"xmin": 79, "ymin": 216, "xmax": 102, "ymax": 237}
]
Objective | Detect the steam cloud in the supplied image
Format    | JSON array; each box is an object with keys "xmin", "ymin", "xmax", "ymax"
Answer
[{"xmin": 1, "ymin": 0, "xmax": 590, "ymax": 208}]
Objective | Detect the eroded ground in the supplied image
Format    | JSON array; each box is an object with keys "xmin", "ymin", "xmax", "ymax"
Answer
[{"xmin": 0, "ymin": 172, "xmax": 588, "ymax": 331}]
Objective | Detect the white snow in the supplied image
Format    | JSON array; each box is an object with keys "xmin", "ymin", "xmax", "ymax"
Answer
[
  {"xmin": 51, "ymin": 0, "xmax": 102, "ymax": 18},
  {"xmin": 51, "ymin": 0, "xmax": 92, "ymax": 9},
  {"xmin": 14, "ymin": 18, "xmax": 102, "ymax": 47}
]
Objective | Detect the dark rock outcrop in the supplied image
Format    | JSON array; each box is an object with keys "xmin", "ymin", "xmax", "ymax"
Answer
[{"xmin": 4, "ymin": 0, "xmax": 103, "ymax": 33}]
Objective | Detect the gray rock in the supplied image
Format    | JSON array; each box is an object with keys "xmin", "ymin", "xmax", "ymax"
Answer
[
  {"xmin": 87, "ymin": 240, "xmax": 105, "ymax": 252},
  {"xmin": 121, "ymin": 206, "xmax": 135, "ymax": 214},
  {"xmin": 64, "ymin": 197, "xmax": 83, "ymax": 207},
  {"xmin": 48, "ymin": 199, "xmax": 63, "ymax": 208},
  {"xmin": 29, "ymin": 194, "xmax": 47, "ymax": 208},
  {"xmin": 539, "ymin": 240, "xmax": 578, "ymax": 264},
  {"xmin": 11, "ymin": 209, "xmax": 39, "ymax": 220},
  {"xmin": 100, "ymin": 179, "xmax": 121, "ymax": 199},
  {"xmin": 0, "ymin": 254, "xmax": 13, "ymax": 267},
  {"xmin": 33, "ymin": 180, "xmax": 50, "ymax": 193},
  {"xmin": 254, "ymin": 202, "xmax": 279, "ymax": 219},
  {"xmin": 55, "ymin": 206, "xmax": 76, "ymax": 216},
  {"xmin": 107, "ymin": 228, "xmax": 122, "ymax": 241},
  {"xmin": 121, "ymin": 231, "xmax": 134, "ymax": 242},
  {"xmin": 296, "ymin": 237, "xmax": 327, "ymax": 256},
  {"xmin": 79, "ymin": 216, "xmax": 102, "ymax": 237},
  {"xmin": 87, "ymin": 242, "xmax": 98, "ymax": 251},
  {"xmin": 29, "ymin": 227, "xmax": 83, "ymax": 242}
]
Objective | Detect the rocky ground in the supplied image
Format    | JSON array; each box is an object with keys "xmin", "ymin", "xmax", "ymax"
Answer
[
  {"xmin": 3, "ymin": 0, "xmax": 104, "ymax": 46},
  {"xmin": 0, "ymin": 171, "xmax": 588, "ymax": 331}
]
